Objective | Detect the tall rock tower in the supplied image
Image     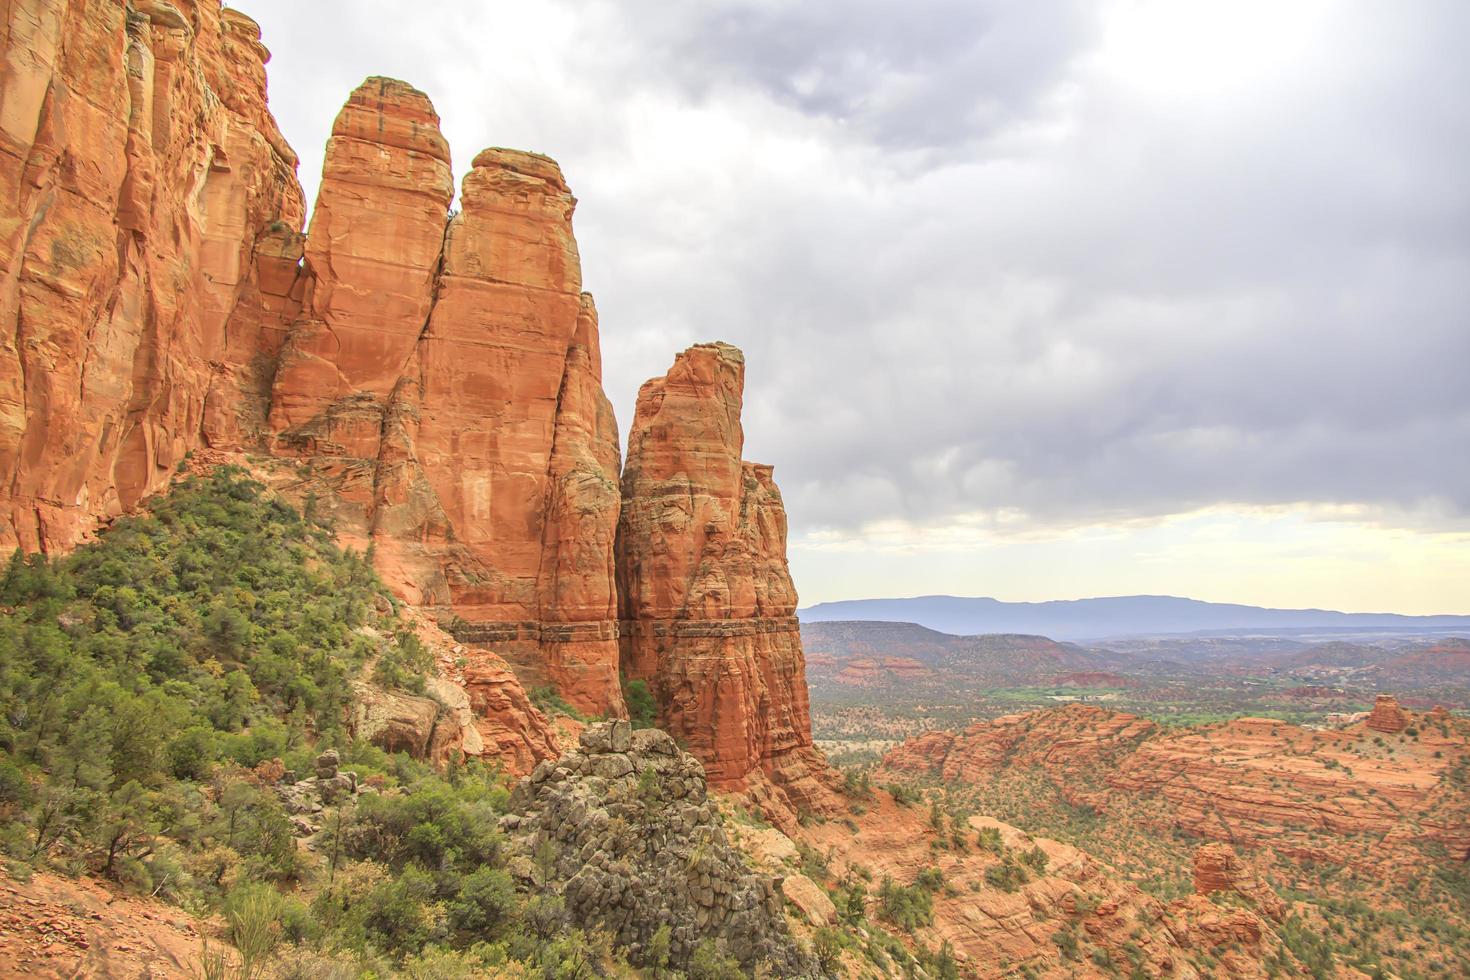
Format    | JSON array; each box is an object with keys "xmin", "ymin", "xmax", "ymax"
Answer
[{"xmin": 617, "ymin": 343, "xmax": 838, "ymax": 825}]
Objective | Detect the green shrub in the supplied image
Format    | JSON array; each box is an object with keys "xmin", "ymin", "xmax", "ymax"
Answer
[
  {"xmin": 878, "ymin": 875, "xmax": 934, "ymax": 931},
  {"xmin": 985, "ymin": 859, "xmax": 1030, "ymax": 893},
  {"xmin": 688, "ymin": 938, "xmax": 744, "ymax": 980},
  {"xmin": 883, "ymin": 782, "xmax": 921, "ymax": 807},
  {"xmin": 622, "ymin": 676, "xmax": 657, "ymax": 729},
  {"xmin": 449, "ymin": 867, "xmax": 516, "ymax": 937}
]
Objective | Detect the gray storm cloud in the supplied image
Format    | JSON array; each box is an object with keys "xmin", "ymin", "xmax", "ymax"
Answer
[{"xmin": 248, "ymin": 0, "xmax": 1470, "ymax": 543}]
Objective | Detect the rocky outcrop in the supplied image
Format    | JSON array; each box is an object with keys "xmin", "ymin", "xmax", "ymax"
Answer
[
  {"xmin": 0, "ymin": 1, "xmax": 843, "ymax": 785},
  {"xmin": 1192, "ymin": 843, "xmax": 1285, "ymax": 921},
  {"xmin": 349, "ymin": 683, "xmax": 446, "ymax": 758},
  {"xmin": 502, "ymin": 721, "xmax": 815, "ymax": 975},
  {"xmin": 616, "ymin": 343, "xmax": 838, "ymax": 825},
  {"xmin": 1366, "ymin": 693, "xmax": 1409, "ymax": 733},
  {"xmin": 0, "ymin": 4, "xmax": 625, "ymax": 719},
  {"xmin": 274, "ymin": 748, "xmax": 362, "ymax": 816},
  {"xmin": 406, "ymin": 149, "xmax": 622, "ymax": 716},
  {"xmin": 880, "ymin": 703, "xmax": 1158, "ymax": 787},
  {"xmin": 455, "ymin": 652, "xmax": 561, "ymax": 775},
  {"xmin": 265, "ymin": 87, "xmax": 624, "ymax": 718},
  {"xmin": 788, "ymin": 791, "xmax": 1231, "ymax": 977},
  {"xmin": 267, "ymin": 77, "xmax": 452, "ymax": 454}
]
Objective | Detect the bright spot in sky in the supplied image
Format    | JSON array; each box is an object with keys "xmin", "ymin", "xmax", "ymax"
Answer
[{"xmin": 1096, "ymin": 0, "xmax": 1336, "ymax": 96}]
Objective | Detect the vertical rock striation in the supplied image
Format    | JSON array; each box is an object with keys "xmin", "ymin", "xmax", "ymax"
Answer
[
  {"xmin": 0, "ymin": 0, "xmax": 303, "ymax": 551},
  {"xmin": 398, "ymin": 149, "xmax": 622, "ymax": 716},
  {"xmin": 262, "ymin": 91, "xmax": 624, "ymax": 717},
  {"xmin": 267, "ymin": 76, "xmax": 452, "ymax": 471},
  {"xmin": 617, "ymin": 343, "xmax": 837, "ymax": 824}
]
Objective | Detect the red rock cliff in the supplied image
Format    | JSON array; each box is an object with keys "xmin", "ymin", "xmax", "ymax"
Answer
[
  {"xmin": 617, "ymin": 342, "xmax": 836, "ymax": 823},
  {"xmin": 0, "ymin": 3, "xmax": 622, "ymax": 746},
  {"xmin": 0, "ymin": 9, "xmax": 624, "ymax": 718},
  {"xmin": 0, "ymin": 0, "xmax": 303, "ymax": 551}
]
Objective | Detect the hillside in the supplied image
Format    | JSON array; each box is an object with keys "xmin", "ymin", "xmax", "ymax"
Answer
[
  {"xmin": 806, "ymin": 620, "xmax": 1470, "ymax": 754},
  {"xmin": 800, "ymin": 595, "xmax": 1470, "ymax": 640},
  {"xmin": 0, "ymin": 469, "xmax": 1303, "ymax": 977},
  {"xmin": 878, "ymin": 700, "xmax": 1470, "ymax": 977},
  {"xmin": 0, "ymin": 469, "xmax": 824, "ymax": 976}
]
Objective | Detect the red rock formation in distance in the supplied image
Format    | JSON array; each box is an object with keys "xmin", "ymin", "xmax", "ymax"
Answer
[
  {"xmin": 1366, "ymin": 693, "xmax": 1409, "ymax": 733},
  {"xmin": 617, "ymin": 343, "xmax": 838, "ymax": 825}
]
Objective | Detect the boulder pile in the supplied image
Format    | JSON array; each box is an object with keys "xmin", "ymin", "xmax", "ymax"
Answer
[{"xmin": 503, "ymin": 721, "xmax": 818, "ymax": 976}]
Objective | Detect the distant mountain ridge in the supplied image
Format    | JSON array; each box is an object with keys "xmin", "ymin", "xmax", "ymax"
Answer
[{"xmin": 797, "ymin": 594, "xmax": 1470, "ymax": 641}]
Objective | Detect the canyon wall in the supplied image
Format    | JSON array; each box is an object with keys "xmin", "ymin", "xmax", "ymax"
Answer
[
  {"xmin": 0, "ymin": 0, "xmax": 829, "ymax": 799},
  {"xmin": 617, "ymin": 343, "xmax": 837, "ymax": 822},
  {"xmin": 0, "ymin": 0, "xmax": 303, "ymax": 552}
]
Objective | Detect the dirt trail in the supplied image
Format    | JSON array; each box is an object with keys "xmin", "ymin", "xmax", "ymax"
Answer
[{"xmin": 0, "ymin": 867, "xmax": 206, "ymax": 979}]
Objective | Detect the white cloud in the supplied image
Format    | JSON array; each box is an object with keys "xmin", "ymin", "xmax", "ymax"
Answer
[{"xmin": 243, "ymin": 0, "xmax": 1470, "ymax": 609}]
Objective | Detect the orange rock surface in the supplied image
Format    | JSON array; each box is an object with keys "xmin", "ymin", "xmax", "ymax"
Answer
[
  {"xmin": 780, "ymin": 791, "xmax": 1299, "ymax": 978},
  {"xmin": 882, "ymin": 704, "xmax": 1158, "ymax": 785},
  {"xmin": 1192, "ymin": 843, "xmax": 1285, "ymax": 921},
  {"xmin": 0, "ymin": 865, "xmax": 204, "ymax": 978},
  {"xmin": 0, "ymin": 3, "xmax": 624, "ymax": 721},
  {"xmin": 0, "ymin": 0, "xmax": 303, "ymax": 552},
  {"xmin": 0, "ymin": 1, "xmax": 848, "ymax": 787},
  {"xmin": 881, "ymin": 700, "xmax": 1470, "ymax": 869},
  {"xmin": 617, "ymin": 343, "xmax": 838, "ymax": 824}
]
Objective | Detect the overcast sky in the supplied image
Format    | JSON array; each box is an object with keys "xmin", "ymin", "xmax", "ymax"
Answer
[{"xmin": 243, "ymin": 0, "xmax": 1469, "ymax": 614}]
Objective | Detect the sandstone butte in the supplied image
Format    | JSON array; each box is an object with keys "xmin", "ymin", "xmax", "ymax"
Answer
[
  {"xmin": 879, "ymin": 698, "xmax": 1470, "ymax": 871},
  {"xmin": 0, "ymin": 0, "xmax": 834, "ymax": 812}
]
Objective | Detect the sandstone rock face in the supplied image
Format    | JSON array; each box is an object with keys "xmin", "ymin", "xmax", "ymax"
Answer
[
  {"xmin": 348, "ymin": 683, "xmax": 445, "ymax": 758},
  {"xmin": 409, "ymin": 150, "xmax": 621, "ymax": 715},
  {"xmin": 267, "ymin": 77, "xmax": 452, "ymax": 459},
  {"xmin": 880, "ymin": 703, "xmax": 1158, "ymax": 786},
  {"xmin": 0, "ymin": 0, "xmax": 303, "ymax": 552},
  {"xmin": 616, "ymin": 343, "xmax": 837, "ymax": 824},
  {"xmin": 0, "ymin": 2, "xmax": 624, "ymax": 721},
  {"xmin": 1192, "ymin": 843, "xmax": 1286, "ymax": 921},
  {"xmin": 1366, "ymin": 693, "xmax": 1409, "ymax": 733},
  {"xmin": 788, "ymin": 791, "xmax": 1231, "ymax": 977},
  {"xmin": 0, "ymin": 1, "xmax": 604, "ymax": 771},
  {"xmin": 501, "ymin": 721, "xmax": 815, "ymax": 975},
  {"xmin": 266, "ymin": 90, "xmax": 624, "ymax": 719},
  {"xmin": 456, "ymin": 651, "xmax": 562, "ymax": 775}
]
